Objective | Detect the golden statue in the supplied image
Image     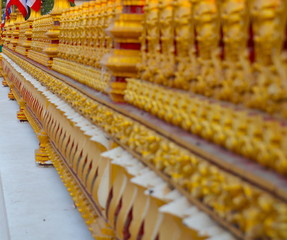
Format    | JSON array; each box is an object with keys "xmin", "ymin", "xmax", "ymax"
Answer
[
  {"xmin": 192, "ymin": 0, "xmax": 221, "ymax": 97},
  {"xmin": 250, "ymin": 0, "xmax": 287, "ymax": 113},
  {"xmin": 154, "ymin": 0, "xmax": 175, "ymax": 86},
  {"xmin": 174, "ymin": 0, "xmax": 195, "ymax": 90},
  {"xmin": 218, "ymin": 0, "xmax": 251, "ymax": 103},
  {"xmin": 141, "ymin": 0, "xmax": 160, "ymax": 81}
]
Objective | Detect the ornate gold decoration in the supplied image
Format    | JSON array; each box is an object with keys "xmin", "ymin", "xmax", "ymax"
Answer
[
  {"xmin": 5, "ymin": 12, "xmax": 18, "ymax": 50},
  {"xmin": 4, "ymin": 50, "xmax": 287, "ymax": 239},
  {"xmin": 217, "ymin": 0, "xmax": 250, "ymax": 103},
  {"xmin": 125, "ymin": 78, "xmax": 287, "ymax": 175},
  {"xmin": 2, "ymin": 1, "xmax": 287, "ymax": 238},
  {"xmin": 15, "ymin": 9, "xmax": 41, "ymax": 56},
  {"xmin": 28, "ymin": 15, "xmax": 55, "ymax": 66},
  {"xmin": 26, "ymin": 0, "xmax": 70, "ymax": 67},
  {"xmin": 17, "ymin": 99, "xmax": 28, "ymax": 121},
  {"xmin": 53, "ymin": 1, "xmax": 116, "ymax": 93},
  {"xmin": 173, "ymin": 0, "xmax": 195, "ymax": 90},
  {"xmin": 8, "ymin": 88, "xmax": 15, "ymax": 100},
  {"xmin": 249, "ymin": 0, "xmax": 287, "ymax": 116},
  {"xmin": 191, "ymin": 0, "xmax": 221, "ymax": 96},
  {"xmin": 153, "ymin": 0, "xmax": 175, "ymax": 86},
  {"xmin": 139, "ymin": 0, "xmax": 160, "ymax": 82},
  {"xmin": 35, "ymin": 130, "xmax": 52, "ymax": 166},
  {"xmin": 103, "ymin": 0, "xmax": 145, "ymax": 102}
]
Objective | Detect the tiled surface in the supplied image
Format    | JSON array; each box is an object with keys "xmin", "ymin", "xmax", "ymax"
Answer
[{"xmin": 0, "ymin": 82, "xmax": 94, "ymax": 240}]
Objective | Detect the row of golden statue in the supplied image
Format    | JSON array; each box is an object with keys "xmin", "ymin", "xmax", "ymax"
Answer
[
  {"xmin": 58, "ymin": 1, "xmax": 116, "ymax": 68},
  {"xmin": 1, "ymin": 0, "xmax": 287, "ymax": 239},
  {"xmin": 139, "ymin": 0, "xmax": 287, "ymax": 115},
  {"xmin": 4, "ymin": 0, "xmax": 287, "ymax": 115}
]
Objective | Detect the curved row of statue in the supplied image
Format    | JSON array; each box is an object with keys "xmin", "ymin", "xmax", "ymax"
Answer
[{"xmin": 1, "ymin": 0, "xmax": 287, "ymax": 239}]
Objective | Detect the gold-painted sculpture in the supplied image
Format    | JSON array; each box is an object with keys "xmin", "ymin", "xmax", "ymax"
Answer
[
  {"xmin": 103, "ymin": 0, "xmax": 145, "ymax": 102},
  {"xmin": 28, "ymin": 15, "xmax": 55, "ymax": 66},
  {"xmin": 6, "ymin": 12, "xmax": 19, "ymax": 50},
  {"xmin": 54, "ymin": 1, "xmax": 114, "ymax": 93},
  {"xmin": 191, "ymin": 0, "xmax": 221, "ymax": 96},
  {"xmin": 154, "ymin": 0, "xmax": 175, "ymax": 86},
  {"xmin": 2, "ymin": 0, "xmax": 287, "ymax": 239},
  {"xmin": 139, "ymin": 0, "xmax": 159, "ymax": 81},
  {"xmin": 249, "ymin": 0, "xmax": 287, "ymax": 115},
  {"xmin": 4, "ymin": 49, "xmax": 287, "ymax": 239},
  {"xmin": 218, "ymin": 0, "xmax": 250, "ymax": 103},
  {"xmin": 17, "ymin": 99, "xmax": 28, "ymax": 121},
  {"xmin": 173, "ymin": 0, "xmax": 194, "ymax": 90}
]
